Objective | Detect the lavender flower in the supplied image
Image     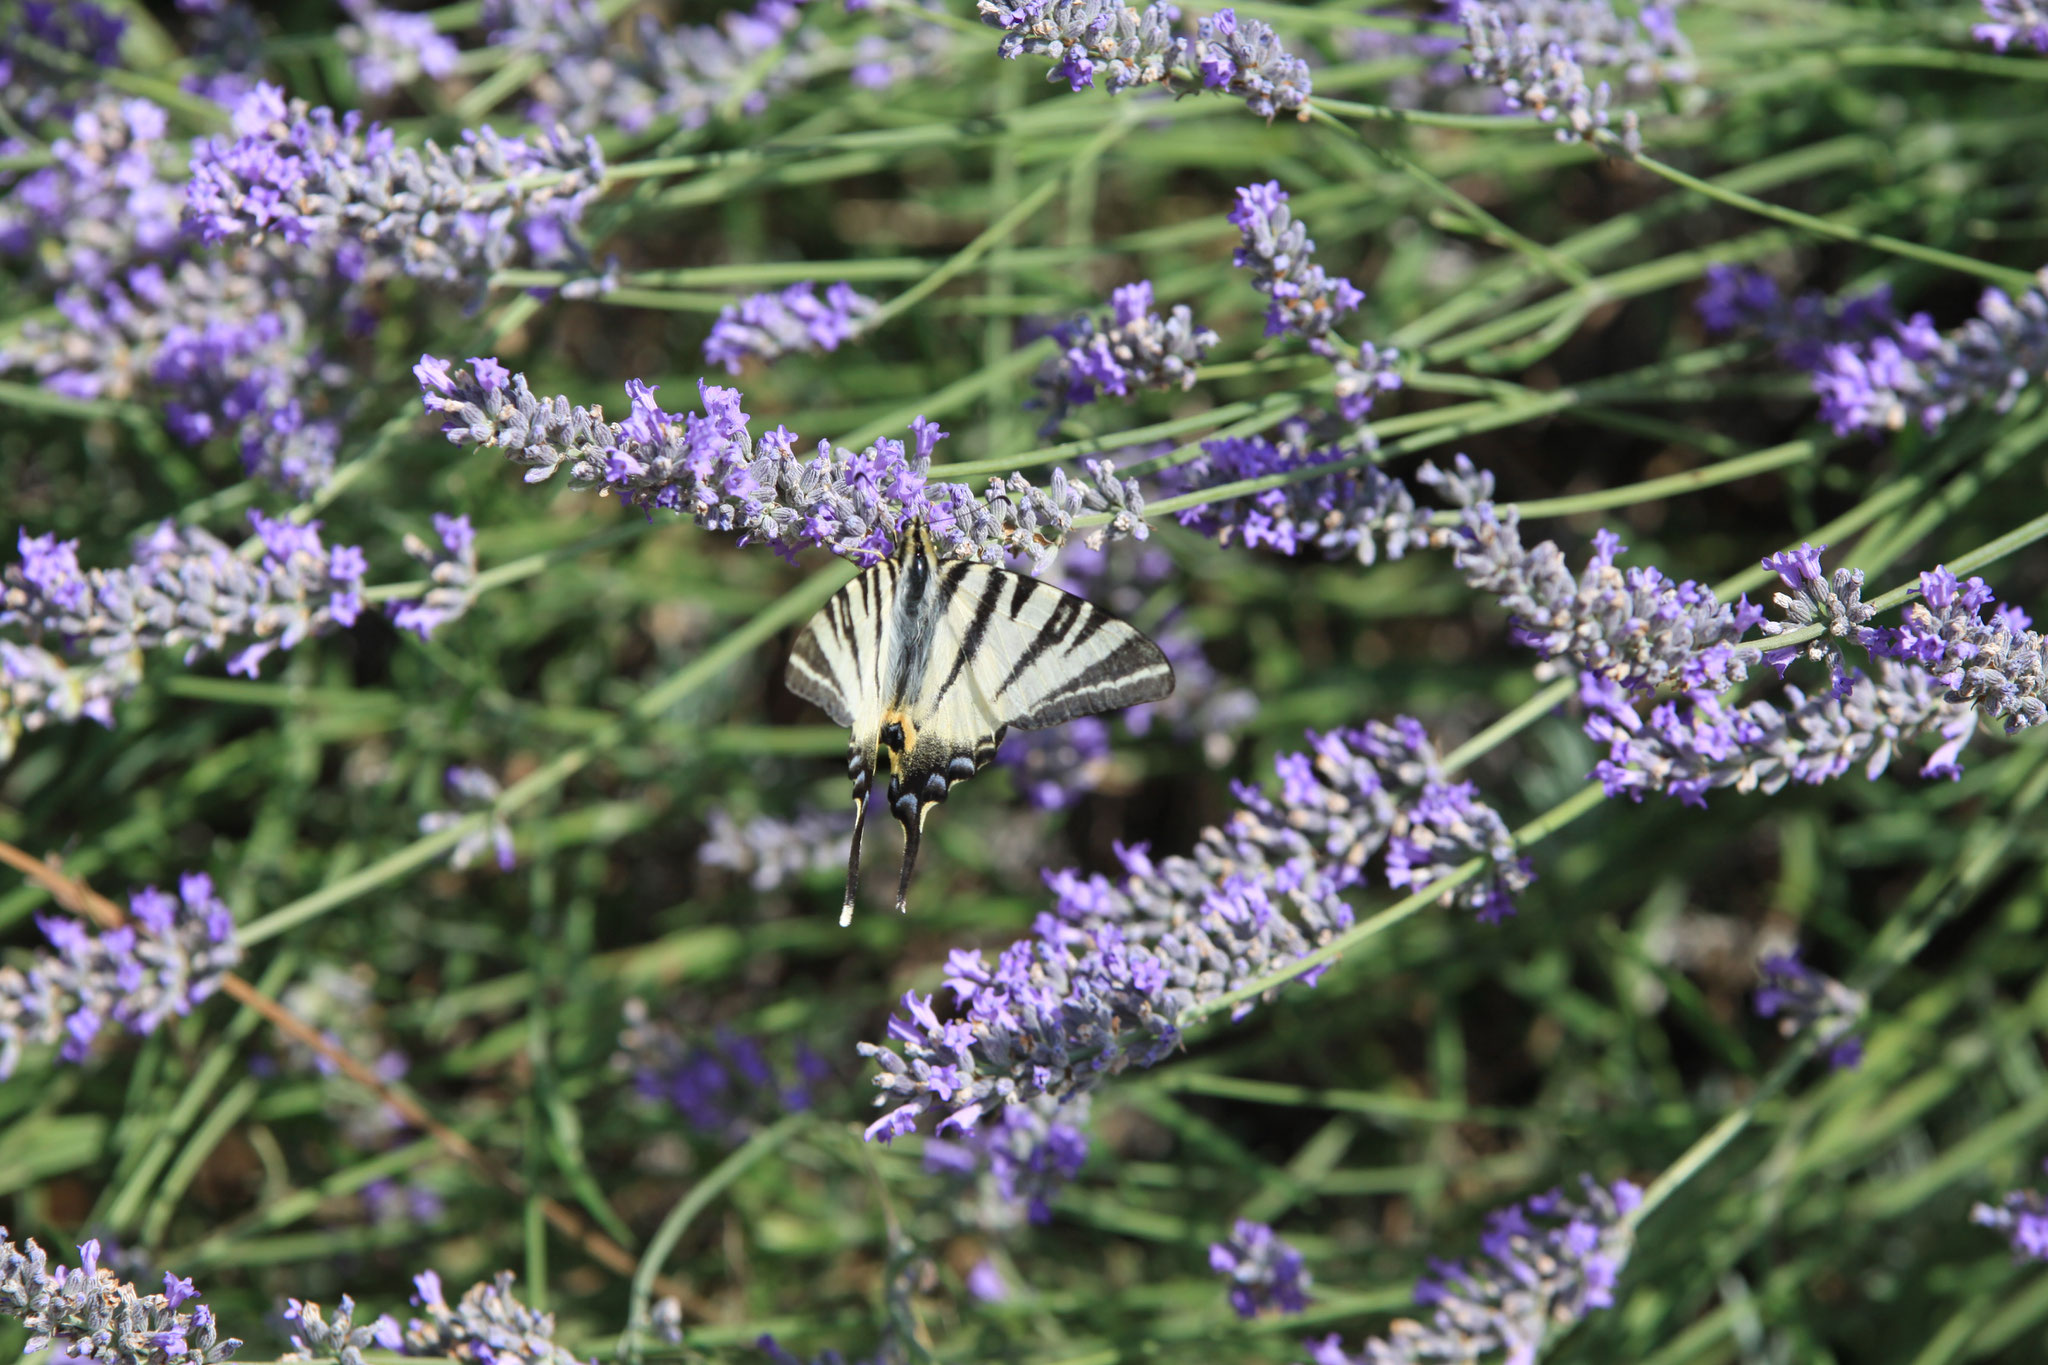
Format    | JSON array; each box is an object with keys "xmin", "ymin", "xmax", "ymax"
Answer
[
  {"xmin": 1035, "ymin": 280, "xmax": 1218, "ymax": 433},
  {"xmin": 1209, "ymin": 1220, "xmax": 1311, "ymax": 1319},
  {"xmin": 977, "ymin": 1, "xmax": 1312, "ymax": 119},
  {"xmin": 0, "ymin": 874, "xmax": 240, "ymax": 1081},
  {"xmin": 338, "ymin": 1, "xmax": 460, "ymax": 99},
  {"xmin": 1, "ymin": 1233, "xmax": 240, "ymax": 1365},
  {"xmin": 925, "ymin": 1094, "xmax": 1092, "ymax": 1226},
  {"xmin": 1229, "ymin": 182, "xmax": 1365, "ymax": 356},
  {"xmin": 1460, "ymin": 0, "xmax": 1693, "ymax": 154},
  {"xmin": 859, "ymin": 719, "xmax": 1531, "ymax": 1141},
  {"xmin": 185, "ymin": 84, "xmax": 608, "ymax": 292},
  {"xmin": 272, "ymin": 964, "xmax": 411, "ymax": 1149},
  {"xmin": 1973, "ymin": 1163, "xmax": 2048, "ymax": 1261},
  {"xmin": 389, "ymin": 513, "xmax": 480, "ymax": 641},
  {"xmin": 0, "ymin": 2, "xmax": 127, "ymax": 126},
  {"xmin": 1159, "ymin": 427, "xmax": 1431, "ymax": 564},
  {"xmin": 1976, "ymin": 0, "xmax": 2048, "ymax": 52},
  {"xmin": 700, "ymin": 807, "xmax": 848, "ymax": 891},
  {"xmin": 1754, "ymin": 542, "xmax": 1874, "ymax": 688},
  {"xmin": 1813, "ymin": 267, "xmax": 2048, "ymax": 436},
  {"xmin": 1694, "ymin": 265, "xmax": 1898, "ymax": 371},
  {"xmin": 1000, "ymin": 715, "xmax": 1112, "ymax": 809},
  {"xmin": 363, "ymin": 1178, "xmax": 445, "ymax": 1227},
  {"xmin": 1307, "ymin": 1176, "xmax": 1640, "ymax": 1365},
  {"xmin": 418, "ymin": 765, "xmax": 514, "ymax": 871},
  {"xmin": 848, "ymin": 0, "xmax": 956, "ymax": 90},
  {"xmin": 0, "ymin": 94, "xmax": 183, "ymax": 286},
  {"xmin": 416, "ymin": 357, "xmax": 1147, "ymax": 570},
  {"xmin": 1334, "ymin": 343, "xmax": 1405, "ymax": 423},
  {"xmin": 283, "ymin": 1271, "xmax": 580, "ymax": 1365},
  {"xmin": 1868, "ymin": 566, "xmax": 2045, "ymax": 732},
  {"xmin": 1754, "ymin": 947, "xmax": 1866, "ymax": 1069},
  {"xmin": 704, "ymin": 281, "xmax": 879, "ymax": 374},
  {"xmin": 615, "ymin": 999, "xmax": 829, "ymax": 1141}
]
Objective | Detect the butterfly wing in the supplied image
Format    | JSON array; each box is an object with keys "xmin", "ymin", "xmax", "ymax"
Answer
[{"xmin": 785, "ymin": 560, "xmax": 897, "ymax": 925}]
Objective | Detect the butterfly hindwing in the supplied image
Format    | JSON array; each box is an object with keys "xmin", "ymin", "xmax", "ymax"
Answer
[{"xmin": 956, "ymin": 565, "xmax": 1176, "ymax": 731}]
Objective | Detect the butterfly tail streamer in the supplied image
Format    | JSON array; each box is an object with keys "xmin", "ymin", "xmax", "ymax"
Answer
[
  {"xmin": 894, "ymin": 812, "xmax": 923, "ymax": 916},
  {"xmin": 841, "ymin": 794, "xmax": 870, "ymax": 927}
]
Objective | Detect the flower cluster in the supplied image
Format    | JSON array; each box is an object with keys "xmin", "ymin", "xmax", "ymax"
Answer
[
  {"xmin": 1460, "ymin": 0, "xmax": 1694, "ymax": 153},
  {"xmin": 1695, "ymin": 265, "xmax": 1898, "ymax": 371},
  {"xmin": 481, "ymin": 0, "xmax": 826, "ymax": 135},
  {"xmin": 848, "ymin": 0, "xmax": 957, "ymax": 90},
  {"xmin": 281, "ymin": 1271, "xmax": 581, "ymax": 1365},
  {"xmin": 1813, "ymin": 267, "xmax": 2048, "ymax": 436},
  {"xmin": 614, "ymin": 999, "xmax": 829, "ymax": 1141},
  {"xmin": 1229, "ymin": 182, "xmax": 1365, "ymax": 356},
  {"xmin": 0, "ymin": 2, "xmax": 127, "ymax": 127},
  {"xmin": 0, "ymin": 873, "xmax": 240, "ymax": 1080},
  {"xmin": 1754, "ymin": 543, "xmax": 1874, "ymax": 688},
  {"xmin": 704, "ymin": 281, "xmax": 880, "ymax": 374},
  {"xmin": 0, "ymin": 94, "xmax": 183, "ymax": 287},
  {"xmin": 1307, "ymin": 1176, "xmax": 1640, "ymax": 1365},
  {"xmin": 924, "ymin": 1094, "xmax": 1092, "ymax": 1226},
  {"xmin": 1, "ymin": 1233, "xmax": 240, "ymax": 1365},
  {"xmin": 416, "ymin": 357, "xmax": 1147, "ymax": 570},
  {"xmin": 1754, "ymin": 948, "xmax": 1866, "ymax": 1069},
  {"xmin": 338, "ymin": 0, "xmax": 460, "ymax": 99},
  {"xmin": 700, "ymin": 807, "xmax": 849, "ymax": 891},
  {"xmin": 977, "ymin": 1, "xmax": 1311, "ymax": 119},
  {"xmin": 1000, "ymin": 715, "xmax": 1112, "ymax": 809},
  {"xmin": 859, "ymin": 718, "xmax": 1532, "ymax": 1140},
  {"xmin": 1867, "ymin": 567, "xmax": 2045, "ymax": 732},
  {"xmin": 1160, "ymin": 427, "xmax": 1433, "ymax": 564},
  {"xmin": 419, "ymin": 765, "xmax": 516, "ymax": 872},
  {"xmin": 185, "ymin": 84, "xmax": 609, "ymax": 293},
  {"xmin": 1036, "ymin": 280, "xmax": 1219, "ymax": 432},
  {"xmin": 389, "ymin": 513, "xmax": 480, "ymax": 641},
  {"xmin": 1209, "ymin": 1220, "xmax": 1311, "ymax": 1319},
  {"xmin": 1975, "ymin": 0, "xmax": 2048, "ymax": 52},
  {"xmin": 1972, "ymin": 1162, "xmax": 2048, "ymax": 1262}
]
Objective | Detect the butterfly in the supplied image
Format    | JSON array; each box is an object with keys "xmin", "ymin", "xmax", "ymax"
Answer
[{"xmin": 785, "ymin": 517, "xmax": 1175, "ymax": 924}]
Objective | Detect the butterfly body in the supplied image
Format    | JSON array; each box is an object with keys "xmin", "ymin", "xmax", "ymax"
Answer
[{"xmin": 786, "ymin": 519, "xmax": 1174, "ymax": 924}]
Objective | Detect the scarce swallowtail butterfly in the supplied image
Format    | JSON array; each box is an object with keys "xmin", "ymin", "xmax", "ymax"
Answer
[{"xmin": 785, "ymin": 517, "xmax": 1174, "ymax": 925}]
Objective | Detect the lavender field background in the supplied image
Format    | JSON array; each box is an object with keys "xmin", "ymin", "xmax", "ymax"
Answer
[{"xmin": 4, "ymin": 0, "xmax": 2048, "ymax": 1361}]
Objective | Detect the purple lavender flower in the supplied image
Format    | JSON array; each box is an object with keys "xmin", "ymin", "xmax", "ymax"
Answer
[
  {"xmin": 1036, "ymin": 280, "xmax": 1219, "ymax": 432},
  {"xmin": 1210, "ymin": 1220, "xmax": 1312, "ymax": 1318},
  {"xmin": 1867, "ymin": 566, "xmax": 2045, "ymax": 732},
  {"xmin": 1974, "ymin": 1163, "xmax": 2048, "ymax": 1261},
  {"xmin": 363, "ymin": 1178, "xmax": 446, "ymax": 1227},
  {"xmin": 1754, "ymin": 542, "xmax": 1874, "ymax": 688},
  {"xmin": 1, "ymin": 516, "xmax": 368, "ymax": 757},
  {"xmin": 388, "ymin": 513, "xmax": 480, "ymax": 641},
  {"xmin": 1229, "ymin": 182, "xmax": 1366, "ymax": 356},
  {"xmin": 415, "ymin": 357, "xmax": 1147, "ymax": 570},
  {"xmin": 338, "ymin": 1, "xmax": 460, "ymax": 99},
  {"xmin": 1, "ymin": 1232, "xmax": 241, "ymax": 1365},
  {"xmin": 282, "ymin": 1271, "xmax": 580, "ymax": 1365},
  {"xmin": 1159, "ymin": 426, "xmax": 1431, "ymax": 564},
  {"xmin": 0, "ymin": 874, "xmax": 241, "ymax": 1080},
  {"xmin": 1813, "ymin": 268, "xmax": 2048, "ymax": 436},
  {"xmin": 700, "ymin": 807, "xmax": 849, "ymax": 890},
  {"xmin": 847, "ymin": 0, "xmax": 956, "ymax": 89},
  {"xmin": 859, "ymin": 719, "xmax": 1531, "ymax": 1141},
  {"xmin": 1695, "ymin": 265, "xmax": 1898, "ymax": 371},
  {"xmin": 1975, "ymin": 0, "xmax": 2048, "ymax": 51},
  {"xmin": 1308, "ymin": 1176, "xmax": 1640, "ymax": 1365},
  {"xmin": 185, "ymin": 84, "xmax": 607, "ymax": 292},
  {"xmin": 615, "ymin": 1000, "xmax": 829, "ymax": 1141},
  {"xmin": 926, "ymin": 1094, "xmax": 1092, "ymax": 1226},
  {"xmin": 418, "ymin": 764, "xmax": 514, "ymax": 871},
  {"xmin": 1460, "ymin": 0, "xmax": 1693, "ymax": 154},
  {"xmin": 998, "ymin": 715, "xmax": 1113, "ymax": 809},
  {"xmin": 1334, "ymin": 342, "xmax": 1404, "ymax": 423},
  {"xmin": 0, "ymin": 94, "xmax": 182, "ymax": 286},
  {"xmin": 1754, "ymin": 947, "xmax": 1866, "ymax": 1069},
  {"xmin": 703, "ymin": 281, "xmax": 879, "ymax": 374},
  {"xmin": 977, "ymin": 1, "xmax": 1311, "ymax": 118},
  {"xmin": 0, "ymin": 3, "xmax": 127, "ymax": 127}
]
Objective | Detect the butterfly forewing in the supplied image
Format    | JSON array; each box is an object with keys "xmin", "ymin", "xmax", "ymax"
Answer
[{"xmin": 783, "ymin": 523, "xmax": 1175, "ymax": 925}]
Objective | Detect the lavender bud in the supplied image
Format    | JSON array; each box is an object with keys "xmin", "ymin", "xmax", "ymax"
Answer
[
  {"xmin": 2, "ymin": 1230, "xmax": 241, "ymax": 1365},
  {"xmin": 1229, "ymin": 181, "xmax": 1365, "ymax": 356},
  {"xmin": 1867, "ymin": 567, "xmax": 2045, "ymax": 732},
  {"xmin": 704, "ymin": 281, "xmax": 880, "ymax": 374},
  {"xmin": 1160, "ymin": 426, "xmax": 1431, "ymax": 565},
  {"xmin": 1459, "ymin": 0, "xmax": 1692, "ymax": 155},
  {"xmin": 337, "ymin": 0, "xmax": 460, "ymax": 99},
  {"xmin": 1755, "ymin": 543, "xmax": 1875, "ymax": 689},
  {"xmin": 1973, "ymin": 1162, "xmax": 2048, "ymax": 1261},
  {"xmin": 1209, "ymin": 1220, "xmax": 1312, "ymax": 1318},
  {"xmin": 1975, "ymin": 0, "xmax": 2048, "ymax": 51},
  {"xmin": 388, "ymin": 513, "xmax": 480, "ymax": 641},
  {"xmin": 418, "ymin": 764, "xmax": 514, "ymax": 872},
  {"xmin": 614, "ymin": 1000, "xmax": 829, "ymax": 1141},
  {"xmin": 1694, "ymin": 265, "xmax": 1897, "ymax": 372},
  {"xmin": 1035, "ymin": 280, "xmax": 1218, "ymax": 433},
  {"xmin": 1754, "ymin": 947, "xmax": 1866, "ymax": 1069}
]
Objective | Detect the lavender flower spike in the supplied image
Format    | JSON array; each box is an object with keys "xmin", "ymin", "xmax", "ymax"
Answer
[
  {"xmin": 1229, "ymin": 182, "xmax": 1365, "ymax": 356},
  {"xmin": 1973, "ymin": 1161, "xmax": 2048, "ymax": 1262},
  {"xmin": 1975, "ymin": 0, "xmax": 2048, "ymax": 52},
  {"xmin": 1754, "ymin": 542, "xmax": 1874, "ymax": 688},
  {"xmin": 389, "ymin": 512, "xmax": 480, "ymax": 641},
  {"xmin": 1209, "ymin": 1220, "xmax": 1312, "ymax": 1318},
  {"xmin": 701, "ymin": 807, "xmax": 849, "ymax": 891},
  {"xmin": 704, "ymin": 281, "xmax": 879, "ymax": 374},
  {"xmin": 0, "ymin": 874, "xmax": 241, "ymax": 1080},
  {"xmin": 339, "ymin": 0, "xmax": 461, "ymax": 98},
  {"xmin": 1, "ymin": 1232, "xmax": 241, "ymax": 1365},
  {"xmin": 1867, "ymin": 566, "xmax": 2046, "ymax": 733},
  {"xmin": 1159, "ymin": 425, "xmax": 1433, "ymax": 565},
  {"xmin": 1191, "ymin": 8, "xmax": 1314, "ymax": 121},
  {"xmin": 282, "ymin": 1271, "xmax": 582, "ymax": 1365},
  {"xmin": 1754, "ymin": 948, "xmax": 1866, "ymax": 1069},
  {"xmin": 1308, "ymin": 1176, "xmax": 1640, "ymax": 1365},
  {"xmin": 419, "ymin": 765, "xmax": 515, "ymax": 872},
  {"xmin": 1037, "ymin": 279, "xmax": 1219, "ymax": 432}
]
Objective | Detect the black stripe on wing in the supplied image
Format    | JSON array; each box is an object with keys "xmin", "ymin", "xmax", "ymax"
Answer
[
  {"xmin": 785, "ymin": 621, "xmax": 853, "ymax": 726},
  {"xmin": 1011, "ymin": 633, "xmax": 1174, "ymax": 729}
]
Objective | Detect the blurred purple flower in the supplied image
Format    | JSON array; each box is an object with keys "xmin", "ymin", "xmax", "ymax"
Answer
[
  {"xmin": 0, "ymin": 874, "xmax": 241, "ymax": 1080},
  {"xmin": 388, "ymin": 513, "xmax": 480, "ymax": 641},
  {"xmin": 281, "ymin": 1271, "xmax": 579, "ymax": 1365},
  {"xmin": 416, "ymin": 358, "xmax": 1147, "ymax": 570},
  {"xmin": 1035, "ymin": 279, "xmax": 1218, "ymax": 432},
  {"xmin": 1460, "ymin": 0, "xmax": 1693, "ymax": 154},
  {"xmin": 1160, "ymin": 425, "xmax": 1431, "ymax": 563},
  {"xmin": 615, "ymin": 1000, "xmax": 831, "ymax": 1141},
  {"xmin": 1309, "ymin": 1176, "xmax": 1640, "ymax": 1365},
  {"xmin": 1695, "ymin": 264, "xmax": 1898, "ymax": 371},
  {"xmin": 339, "ymin": 1, "xmax": 460, "ymax": 99},
  {"xmin": 0, "ymin": 94, "xmax": 182, "ymax": 286},
  {"xmin": 704, "ymin": 281, "xmax": 879, "ymax": 374},
  {"xmin": 0, "ymin": 1231, "xmax": 240, "ymax": 1365},
  {"xmin": 418, "ymin": 764, "xmax": 514, "ymax": 871},
  {"xmin": 1754, "ymin": 947, "xmax": 1866, "ymax": 1069},
  {"xmin": 1974, "ymin": 1162, "xmax": 2048, "ymax": 1261},
  {"xmin": 926, "ymin": 1093, "xmax": 1092, "ymax": 1226},
  {"xmin": 1975, "ymin": 0, "xmax": 2048, "ymax": 51},
  {"xmin": 999, "ymin": 715, "xmax": 1112, "ymax": 810},
  {"xmin": 700, "ymin": 806, "xmax": 848, "ymax": 891},
  {"xmin": 859, "ymin": 719, "xmax": 1532, "ymax": 1141},
  {"xmin": 1210, "ymin": 1220, "xmax": 1312, "ymax": 1318},
  {"xmin": 0, "ymin": 2, "xmax": 127, "ymax": 127}
]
